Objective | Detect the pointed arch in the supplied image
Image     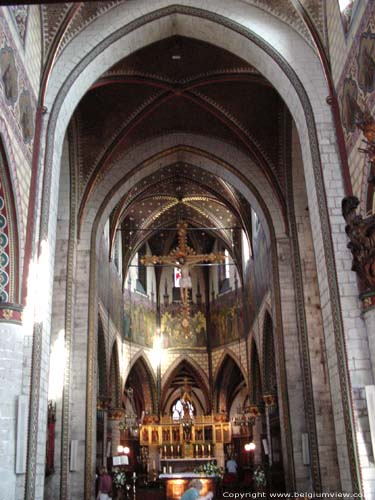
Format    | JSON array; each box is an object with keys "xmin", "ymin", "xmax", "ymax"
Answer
[
  {"xmin": 161, "ymin": 355, "xmax": 210, "ymax": 414},
  {"xmin": 213, "ymin": 348, "xmax": 248, "ymax": 385},
  {"xmin": 109, "ymin": 340, "xmax": 121, "ymax": 408},
  {"xmin": 250, "ymin": 338, "xmax": 263, "ymax": 404},
  {"xmin": 213, "ymin": 352, "xmax": 247, "ymax": 414},
  {"xmin": 0, "ymin": 133, "xmax": 21, "ymax": 304},
  {"xmin": 124, "ymin": 353, "xmax": 157, "ymax": 414},
  {"xmin": 262, "ymin": 310, "xmax": 277, "ymax": 394}
]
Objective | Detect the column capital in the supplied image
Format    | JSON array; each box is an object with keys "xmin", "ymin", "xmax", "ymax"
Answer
[{"xmin": 0, "ymin": 302, "xmax": 23, "ymax": 324}]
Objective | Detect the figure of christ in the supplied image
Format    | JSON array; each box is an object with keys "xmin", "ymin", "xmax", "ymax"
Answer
[{"xmin": 140, "ymin": 222, "xmax": 225, "ymax": 325}]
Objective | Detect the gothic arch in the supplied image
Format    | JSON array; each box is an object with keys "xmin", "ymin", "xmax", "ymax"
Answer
[
  {"xmin": 213, "ymin": 348, "xmax": 248, "ymax": 386},
  {"xmin": 160, "ymin": 356, "xmax": 210, "ymax": 414},
  {"xmin": 262, "ymin": 311, "xmax": 277, "ymax": 395},
  {"xmin": 124, "ymin": 354, "xmax": 157, "ymax": 414},
  {"xmin": 0, "ymin": 132, "xmax": 21, "ymax": 304},
  {"xmin": 24, "ymin": 3, "xmax": 365, "ymax": 498},
  {"xmin": 213, "ymin": 352, "xmax": 247, "ymax": 414},
  {"xmin": 109, "ymin": 341, "xmax": 121, "ymax": 408},
  {"xmin": 250, "ymin": 339, "xmax": 263, "ymax": 405}
]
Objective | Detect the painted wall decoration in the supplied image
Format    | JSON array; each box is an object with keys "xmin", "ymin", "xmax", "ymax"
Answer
[
  {"xmin": 211, "ymin": 290, "xmax": 242, "ymax": 347},
  {"xmin": 0, "ymin": 184, "xmax": 10, "ymax": 302},
  {"xmin": 123, "ymin": 289, "xmax": 156, "ymax": 347},
  {"xmin": 19, "ymin": 89, "xmax": 34, "ymax": 142},
  {"xmin": 338, "ymin": 2, "xmax": 375, "ymax": 150},
  {"xmin": 341, "ymin": 75, "xmax": 360, "ymax": 133},
  {"xmin": 8, "ymin": 6, "xmax": 29, "ymax": 47},
  {"xmin": 337, "ymin": 2, "xmax": 375, "ymax": 213},
  {"xmin": 161, "ymin": 302, "xmax": 206, "ymax": 348},
  {"xmin": 0, "ymin": 46, "xmax": 18, "ymax": 104},
  {"xmin": 357, "ymin": 29, "xmax": 375, "ymax": 94},
  {"xmin": 0, "ymin": 13, "xmax": 36, "ymax": 160}
]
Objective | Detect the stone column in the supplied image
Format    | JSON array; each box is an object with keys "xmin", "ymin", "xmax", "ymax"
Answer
[
  {"xmin": 361, "ymin": 292, "xmax": 375, "ymax": 378},
  {"xmin": 108, "ymin": 412, "xmax": 122, "ymax": 456},
  {"xmin": 0, "ymin": 305, "xmax": 24, "ymax": 500}
]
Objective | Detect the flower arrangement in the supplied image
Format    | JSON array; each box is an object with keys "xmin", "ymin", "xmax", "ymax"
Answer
[
  {"xmin": 253, "ymin": 466, "xmax": 266, "ymax": 487},
  {"xmin": 113, "ymin": 469, "xmax": 127, "ymax": 489},
  {"xmin": 194, "ymin": 461, "xmax": 223, "ymax": 477}
]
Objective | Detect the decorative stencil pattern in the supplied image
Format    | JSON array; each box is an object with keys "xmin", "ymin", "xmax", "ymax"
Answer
[
  {"xmin": 8, "ymin": 5, "xmax": 29, "ymax": 47},
  {"xmin": 0, "ymin": 180, "xmax": 10, "ymax": 302}
]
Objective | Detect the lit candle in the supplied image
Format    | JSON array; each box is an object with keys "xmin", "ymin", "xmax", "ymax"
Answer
[
  {"xmin": 133, "ymin": 472, "xmax": 137, "ymax": 478},
  {"xmin": 208, "ymin": 444, "xmax": 211, "ymax": 452},
  {"xmin": 171, "ymin": 445, "xmax": 174, "ymax": 454}
]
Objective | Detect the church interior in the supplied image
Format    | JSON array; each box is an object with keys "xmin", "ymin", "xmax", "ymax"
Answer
[{"xmin": 1, "ymin": 1, "xmax": 375, "ymax": 499}]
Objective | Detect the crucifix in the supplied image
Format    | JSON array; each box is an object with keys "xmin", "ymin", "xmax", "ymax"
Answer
[{"xmin": 140, "ymin": 222, "xmax": 225, "ymax": 328}]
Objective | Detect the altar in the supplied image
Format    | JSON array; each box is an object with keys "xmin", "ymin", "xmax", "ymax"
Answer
[{"xmin": 159, "ymin": 473, "xmax": 220, "ymax": 500}]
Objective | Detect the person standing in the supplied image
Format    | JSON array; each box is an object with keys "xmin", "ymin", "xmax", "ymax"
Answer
[
  {"xmin": 181, "ymin": 479, "xmax": 214, "ymax": 500},
  {"xmin": 97, "ymin": 467, "xmax": 112, "ymax": 500}
]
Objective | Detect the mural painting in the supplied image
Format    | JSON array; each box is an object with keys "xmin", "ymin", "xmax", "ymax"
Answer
[
  {"xmin": 0, "ymin": 46, "xmax": 18, "ymax": 104},
  {"xmin": 8, "ymin": 6, "xmax": 29, "ymax": 47},
  {"xmin": 123, "ymin": 288, "xmax": 156, "ymax": 347},
  {"xmin": 18, "ymin": 89, "xmax": 34, "ymax": 142},
  {"xmin": 357, "ymin": 29, "xmax": 375, "ymax": 94},
  {"xmin": 211, "ymin": 290, "xmax": 242, "ymax": 347},
  {"xmin": 161, "ymin": 302, "xmax": 206, "ymax": 348},
  {"xmin": 339, "ymin": 4, "xmax": 375, "ymax": 143},
  {"xmin": 341, "ymin": 75, "xmax": 361, "ymax": 133},
  {"xmin": 0, "ymin": 13, "xmax": 37, "ymax": 161}
]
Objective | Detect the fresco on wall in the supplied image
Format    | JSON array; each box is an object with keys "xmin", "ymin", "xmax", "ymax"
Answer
[
  {"xmin": 19, "ymin": 89, "xmax": 34, "ymax": 142},
  {"xmin": 0, "ymin": 14, "xmax": 36, "ymax": 161},
  {"xmin": 0, "ymin": 46, "xmax": 18, "ymax": 104},
  {"xmin": 211, "ymin": 290, "xmax": 242, "ymax": 347},
  {"xmin": 338, "ymin": 3, "xmax": 375, "ymax": 145},
  {"xmin": 341, "ymin": 76, "xmax": 361, "ymax": 133},
  {"xmin": 161, "ymin": 302, "xmax": 206, "ymax": 348},
  {"xmin": 358, "ymin": 30, "xmax": 375, "ymax": 94},
  {"xmin": 123, "ymin": 289, "xmax": 156, "ymax": 347},
  {"xmin": 8, "ymin": 6, "xmax": 29, "ymax": 47}
]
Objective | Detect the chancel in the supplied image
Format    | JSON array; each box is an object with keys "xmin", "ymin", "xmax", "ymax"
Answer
[{"xmin": 2, "ymin": 2, "xmax": 375, "ymax": 500}]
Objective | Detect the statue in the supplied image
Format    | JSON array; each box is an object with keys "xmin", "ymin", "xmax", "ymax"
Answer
[
  {"xmin": 141, "ymin": 222, "xmax": 225, "ymax": 328},
  {"xmin": 342, "ymin": 196, "xmax": 375, "ymax": 290}
]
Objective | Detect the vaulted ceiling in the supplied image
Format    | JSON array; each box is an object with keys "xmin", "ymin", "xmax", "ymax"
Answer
[{"xmin": 69, "ymin": 35, "xmax": 292, "ymax": 273}]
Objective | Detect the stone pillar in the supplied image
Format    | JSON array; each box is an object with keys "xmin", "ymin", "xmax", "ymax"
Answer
[
  {"xmin": 0, "ymin": 306, "xmax": 24, "ymax": 500},
  {"xmin": 108, "ymin": 413, "xmax": 122, "ymax": 456},
  {"xmin": 361, "ymin": 292, "xmax": 375, "ymax": 378},
  {"xmin": 263, "ymin": 402, "xmax": 273, "ymax": 467},
  {"xmin": 253, "ymin": 418, "xmax": 262, "ymax": 465}
]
